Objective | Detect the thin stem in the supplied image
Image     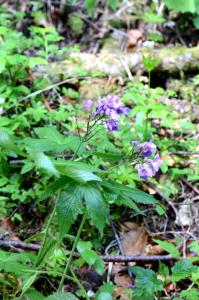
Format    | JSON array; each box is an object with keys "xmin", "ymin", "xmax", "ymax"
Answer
[
  {"xmin": 70, "ymin": 268, "xmax": 90, "ymax": 300},
  {"xmin": 35, "ymin": 191, "xmax": 60, "ymax": 267},
  {"xmin": 57, "ymin": 212, "xmax": 87, "ymax": 292}
]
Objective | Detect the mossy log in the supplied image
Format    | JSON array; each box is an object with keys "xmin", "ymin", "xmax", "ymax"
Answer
[{"xmin": 45, "ymin": 46, "xmax": 199, "ymax": 80}]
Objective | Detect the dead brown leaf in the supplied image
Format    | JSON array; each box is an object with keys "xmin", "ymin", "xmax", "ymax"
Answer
[
  {"xmin": 120, "ymin": 222, "xmax": 148, "ymax": 256},
  {"xmin": 114, "ymin": 287, "xmax": 131, "ymax": 300},
  {"xmin": 126, "ymin": 29, "xmax": 143, "ymax": 49},
  {"xmin": 114, "ymin": 273, "xmax": 132, "ymax": 288}
]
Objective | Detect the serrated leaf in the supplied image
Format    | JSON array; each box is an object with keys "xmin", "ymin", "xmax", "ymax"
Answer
[
  {"xmin": 129, "ymin": 266, "xmax": 164, "ymax": 297},
  {"xmin": 171, "ymin": 260, "xmax": 198, "ymax": 282},
  {"xmin": 45, "ymin": 292, "xmax": 77, "ymax": 300},
  {"xmin": 181, "ymin": 288, "xmax": 199, "ymax": 300},
  {"xmin": 56, "ymin": 186, "xmax": 84, "ymax": 239},
  {"xmin": 54, "ymin": 160, "xmax": 101, "ymax": 183},
  {"xmin": 158, "ymin": 262, "xmax": 169, "ymax": 278},
  {"xmin": 154, "ymin": 240, "xmax": 180, "ymax": 257},
  {"xmin": 102, "ymin": 181, "xmax": 156, "ymax": 204},
  {"xmin": 83, "ymin": 185, "xmax": 106, "ymax": 235},
  {"xmin": 33, "ymin": 152, "xmax": 59, "ymax": 177}
]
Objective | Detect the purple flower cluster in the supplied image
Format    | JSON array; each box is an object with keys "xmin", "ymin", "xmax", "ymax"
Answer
[
  {"xmin": 132, "ymin": 138, "xmax": 163, "ymax": 180},
  {"xmin": 94, "ymin": 95, "xmax": 130, "ymax": 131},
  {"xmin": 136, "ymin": 154, "xmax": 163, "ymax": 180}
]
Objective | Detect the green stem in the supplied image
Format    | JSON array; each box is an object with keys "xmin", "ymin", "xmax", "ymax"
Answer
[
  {"xmin": 57, "ymin": 212, "xmax": 87, "ymax": 292},
  {"xmin": 70, "ymin": 268, "xmax": 90, "ymax": 300},
  {"xmin": 35, "ymin": 191, "xmax": 60, "ymax": 267}
]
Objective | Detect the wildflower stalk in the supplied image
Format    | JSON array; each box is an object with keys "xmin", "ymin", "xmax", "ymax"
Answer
[
  {"xmin": 57, "ymin": 212, "xmax": 87, "ymax": 291},
  {"xmin": 34, "ymin": 190, "xmax": 61, "ymax": 267}
]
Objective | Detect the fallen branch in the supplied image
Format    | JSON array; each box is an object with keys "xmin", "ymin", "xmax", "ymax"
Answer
[
  {"xmin": 182, "ymin": 177, "xmax": 199, "ymax": 196},
  {"xmin": 0, "ymin": 239, "xmax": 177, "ymax": 262}
]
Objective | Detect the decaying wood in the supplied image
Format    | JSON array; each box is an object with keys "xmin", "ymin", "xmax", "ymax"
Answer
[{"xmin": 45, "ymin": 46, "xmax": 199, "ymax": 79}]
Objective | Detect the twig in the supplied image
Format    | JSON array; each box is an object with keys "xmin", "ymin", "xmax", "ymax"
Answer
[
  {"xmin": 168, "ymin": 151, "xmax": 199, "ymax": 156},
  {"xmin": 0, "ymin": 239, "xmax": 178, "ymax": 262},
  {"xmin": 182, "ymin": 177, "xmax": 199, "ymax": 196}
]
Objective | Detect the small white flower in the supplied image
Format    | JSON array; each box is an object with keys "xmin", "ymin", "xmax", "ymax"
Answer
[{"xmin": 142, "ymin": 40, "xmax": 154, "ymax": 49}]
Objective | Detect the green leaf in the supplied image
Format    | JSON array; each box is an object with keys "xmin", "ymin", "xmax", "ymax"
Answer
[
  {"xmin": 107, "ymin": 0, "xmax": 118, "ymax": 10},
  {"xmin": 83, "ymin": 185, "xmax": 107, "ymax": 235},
  {"xmin": 54, "ymin": 160, "xmax": 101, "ymax": 183},
  {"xmin": 154, "ymin": 240, "xmax": 180, "ymax": 257},
  {"xmin": 158, "ymin": 262, "xmax": 169, "ymax": 278},
  {"xmin": 82, "ymin": 249, "xmax": 98, "ymax": 266},
  {"xmin": 0, "ymin": 57, "xmax": 6, "ymax": 73},
  {"xmin": 93, "ymin": 257, "xmax": 105, "ymax": 275},
  {"xmin": 77, "ymin": 241, "xmax": 92, "ymax": 253},
  {"xmin": 29, "ymin": 57, "xmax": 48, "ymax": 68},
  {"xmin": 56, "ymin": 186, "xmax": 84, "ymax": 239},
  {"xmin": 97, "ymin": 293, "xmax": 112, "ymax": 300},
  {"xmin": 0, "ymin": 128, "xmax": 25, "ymax": 156},
  {"xmin": 129, "ymin": 266, "xmax": 164, "ymax": 298},
  {"xmin": 181, "ymin": 288, "xmax": 199, "ymax": 300},
  {"xmin": 21, "ymin": 274, "xmax": 38, "ymax": 297},
  {"xmin": 24, "ymin": 288, "xmax": 45, "ymax": 300},
  {"xmin": 171, "ymin": 260, "xmax": 198, "ymax": 282},
  {"xmin": 35, "ymin": 236, "xmax": 57, "ymax": 268},
  {"xmin": 33, "ymin": 152, "xmax": 59, "ymax": 177},
  {"xmin": 34, "ymin": 127, "xmax": 68, "ymax": 151},
  {"xmin": 85, "ymin": 0, "xmax": 96, "ymax": 16},
  {"xmin": 163, "ymin": 0, "xmax": 199, "ymax": 13},
  {"xmin": 45, "ymin": 292, "xmax": 77, "ymax": 300},
  {"xmin": 102, "ymin": 181, "xmax": 157, "ymax": 204},
  {"xmin": 95, "ymin": 283, "xmax": 114, "ymax": 300}
]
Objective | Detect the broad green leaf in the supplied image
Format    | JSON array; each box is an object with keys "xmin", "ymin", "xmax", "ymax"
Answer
[
  {"xmin": 93, "ymin": 257, "xmax": 105, "ymax": 275},
  {"xmin": 77, "ymin": 240, "xmax": 92, "ymax": 253},
  {"xmin": 29, "ymin": 57, "xmax": 48, "ymax": 68},
  {"xmin": 171, "ymin": 260, "xmax": 198, "ymax": 282},
  {"xmin": 97, "ymin": 293, "xmax": 112, "ymax": 300},
  {"xmin": 129, "ymin": 266, "xmax": 164, "ymax": 298},
  {"xmin": 33, "ymin": 152, "xmax": 59, "ymax": 177},
  {"xmin": 82, "ymin": 249, "xmax": 98, "ymax": 266},
  {"xmin": 94, "ymin": 151, "xmax": 122, "ymax": 162},
  {"xmin": 34, "ymin": 127, "xmax": 68, "ymax": 151},
  {"xmin": 0, "ymin": 250, "xmax": 33, "ymax": 274},
  {"xmin": 154, "ymin": 240, "xmax": 180, "ymax": 257},
  {"xmin": 56, "ymin": 186, "xmax": 84, "ymax": 239},
  {"xmin": 0, "ymin": 57, "xmax": 6, "ymax": 73},
  {"xmin": 41, "ymin": 176, "xmax": 73, "ymax": 200},
  {"xmin": 181, "ymin": 288, "xmax": 199, "ymax": 300},
  {"xmin": 54, "ymin": 160, "xmax": 101, "ymax": 183},
  {"xmin": 163, "ymin": 0, "xmax": 198, "ymax": 13},
  {"xmin": 85, "ymin": 0, "xmax": 96, "ymax": 16},
  {"xmin": 24, "ymin": 288, "xmax": 45, "ymax": 300},
  {"xmin": 83, "ymin": 185, "xmax": 107, "ymax": 235},
  {"xmin": 45, "ymin": 292, "xmax": 77, "ymax": 300},
  {"xmin": 95, "ymin": 283, "xmax": 114, "ymax": 300},
  {"xmin": 102, "ymin": 181, "xmax": 156, "ymax": 204},
  {"xmin": 0, "ymin": 128, "xmax": 25, "ymax": 156}
]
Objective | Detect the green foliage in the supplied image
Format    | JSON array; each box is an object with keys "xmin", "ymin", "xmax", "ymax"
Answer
[
  {"xmin": 154, "ymin": 239, "xmax": 180, "ymax": 257},
  {"xmin": 163, "ymin": 0, "xmax": 199, "ymax": 13},
  {"xmin": 171, "ymin": 260, "xmax": 198, "ymax": 282},
  {"xmin": 129, "ymin": 266, "xmax": 164, "ymax": 299},
  {"xmin": 45, "ymin": 292, "xmax": 77, "ymax": 300}
]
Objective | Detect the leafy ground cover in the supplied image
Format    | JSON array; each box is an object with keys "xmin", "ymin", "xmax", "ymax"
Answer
[{"xmin": 0, "ymin": 1, "xmax": 199, "ymax": 299}]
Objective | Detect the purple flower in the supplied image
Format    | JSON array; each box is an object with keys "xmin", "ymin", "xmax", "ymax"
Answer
[
  {"xmin": 137, "ymin": 141, "xmax": 157, "ymax": 157},
  {"xmin": 95, "ymin": 94, "xmax": 129, "ymax": 120},
  {"xmin": 105, "ymin": 119, "xmax": 119, "ymax": 132},
  {"xmin": 136, "ymin": 154, "xmax": 163, "ymax": 180},
  {"xmin": 83, "ymin": 99, "xmax": 93, "ymax": 111}
]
